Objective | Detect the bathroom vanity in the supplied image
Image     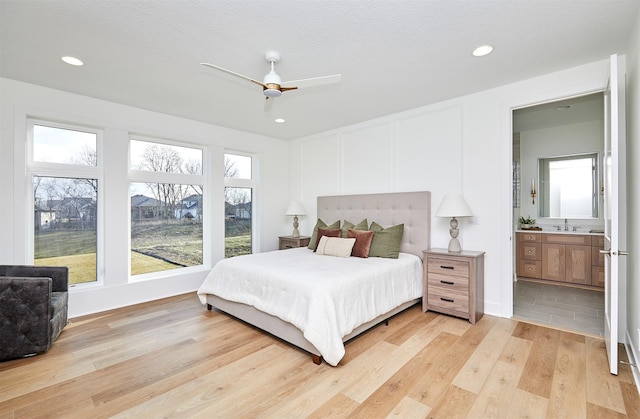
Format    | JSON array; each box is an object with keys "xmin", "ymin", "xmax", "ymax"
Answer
[{"xmin": 516, "ymin": 231, "xmax": 605, "ymax": 288}]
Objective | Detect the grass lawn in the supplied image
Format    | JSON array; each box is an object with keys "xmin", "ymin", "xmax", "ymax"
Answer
[
  {"xmin": 36, "ymin": 252, "xmax": 180, "ymax": 285},
  {"xmin": 35, "ymin": 222, "xmax": 251, "ymax": 284}
]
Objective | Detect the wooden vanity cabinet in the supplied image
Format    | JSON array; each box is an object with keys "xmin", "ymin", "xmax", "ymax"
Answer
[{"xmin": 517, "ymin": 232, "xmax": 603, "ymax": 288}]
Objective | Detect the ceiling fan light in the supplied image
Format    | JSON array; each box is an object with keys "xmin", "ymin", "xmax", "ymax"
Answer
[
  {"xmin": 264, "ymin": 88, "xmax": 281, "ymax": 98},
  {"xmin": 263, "ymin": 70, "xmax": 281, "ymax": 85}
]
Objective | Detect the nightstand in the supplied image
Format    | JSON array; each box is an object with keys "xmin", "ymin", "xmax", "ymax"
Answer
[
  {"xmin": 422, "ymin": 248, "xmax": 485, "ymax": 324},
  {"xmin": 279, "ymin": 235, "xmax": 311, "ymax": 250}
]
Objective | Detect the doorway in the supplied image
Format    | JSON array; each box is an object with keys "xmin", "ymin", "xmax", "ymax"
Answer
[{"xmin": 512, "ymin": 92, "xmax": 605, "ymax": 336}]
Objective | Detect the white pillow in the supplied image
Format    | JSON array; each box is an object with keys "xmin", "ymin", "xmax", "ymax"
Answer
[{"xmin": 315, "ymin": 236, "xmax": 356, "ymax": 257}]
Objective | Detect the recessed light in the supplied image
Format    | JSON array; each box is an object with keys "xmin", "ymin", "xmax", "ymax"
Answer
[
  {"xmin": 61, "ymin": 56, "xmax": 84, "ymax": 66},
  {"xmin": 472, "ymin": 45, "xmax": 493, "ymax": 57},
  {"xmin": 274, "ymin": 118, "xmax": 285, "ymax": 124}
]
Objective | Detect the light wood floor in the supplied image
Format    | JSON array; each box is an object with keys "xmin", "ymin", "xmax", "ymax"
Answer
[{"xmin": 1, "ymin": 293, "xmax": 638, "ymax": 418}]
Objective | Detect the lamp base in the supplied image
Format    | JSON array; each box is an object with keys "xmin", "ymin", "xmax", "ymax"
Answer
[
  {"xmin": 448, "ymin": 216, "xmax": 462, "ymax": 252},
  {"xmin": 447, "ymin": 237, "xmax": 462, "ymax": 253},
  {"xmin": 291, "ymin": 215, "xmax": 300, "ymax": 237}
]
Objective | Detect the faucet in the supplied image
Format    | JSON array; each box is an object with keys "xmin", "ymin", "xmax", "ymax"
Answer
[{"xmin": 564, "ymin": 219, "xmax": 569, "ymax": 231}]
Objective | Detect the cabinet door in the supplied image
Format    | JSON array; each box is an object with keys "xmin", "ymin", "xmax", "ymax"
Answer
[
  {"xmin": 541, "ymin": 243, "xmax": 565, "ymax": 281},
  {"xmin": 565, "ymin": 245, "xmax": 592, "ymax": 285},
  {"xmin": 592, "ymin": 266, "xmax": 605, "ymax": 287}
]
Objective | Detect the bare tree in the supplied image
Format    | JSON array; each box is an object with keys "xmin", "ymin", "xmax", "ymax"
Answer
[
  {"xmin": 73, "ymin": 145, "xmax": 98, "ymax": 194},
  {"xmin": 139, "ymin": 144, "xmax": 185, "ymax": 221},
  {"xmin": 224, "ymin": 156, "xmax": 240, "ymax": 206},
  {"xmin": 140, "ymin": 144, "xmax": 182, "ymax": 173},
  {"xmin": 224, "ymin": 156, "xmax": 238, "ymax": 178},
  {"xmin": 184, "ymin": 158, "xmax": 203, "ymax": 197}
]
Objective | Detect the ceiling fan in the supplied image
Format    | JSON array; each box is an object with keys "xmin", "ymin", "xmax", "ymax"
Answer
[{"xmin": 201, "ymin": 51, "xmax": 341, "ymax": 100}]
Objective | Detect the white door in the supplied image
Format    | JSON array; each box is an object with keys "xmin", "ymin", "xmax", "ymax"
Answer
[{"xmin": 602, "ymin": 54, "xmax": 627, "ymax": 376}]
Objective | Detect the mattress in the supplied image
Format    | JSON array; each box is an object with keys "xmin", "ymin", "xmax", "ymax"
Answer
[{"xmin": 197, "ymin": 247, "xmax": 423, "ymax": 366}]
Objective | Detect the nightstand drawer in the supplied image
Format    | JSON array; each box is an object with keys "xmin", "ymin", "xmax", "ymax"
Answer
[
  {"xmin": 279, "ymin": 236, "xmax": 311, "ymax": 250},
  {"xmin": 427, "ymin": 288, "xmax": 469, "ymax": 313},
  {"xmin": 427, "ymin": 272, "xmax": 469, "ymax": 295},
  {"xmin": 427, "ymin": 258, "xmax": 469, "ymax": 278}
]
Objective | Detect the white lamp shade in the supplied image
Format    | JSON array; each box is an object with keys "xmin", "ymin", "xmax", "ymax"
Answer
[
  {"xmin": 435, "ymin": 194, "xmax": 473, "ymax": 218},
  {"xmin": 285, "ymin": 201, "xmax": 306, "ymax": 216}
]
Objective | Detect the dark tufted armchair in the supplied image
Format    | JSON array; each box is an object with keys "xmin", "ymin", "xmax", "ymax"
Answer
[{"xmin": 0, "ymin": 265, "xmax": 69, "ymax": 361}]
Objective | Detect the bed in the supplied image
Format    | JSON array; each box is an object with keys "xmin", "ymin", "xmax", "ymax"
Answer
[{"xmin": 197, "ymin": 191, "xmax": 431, "ymax": 366}]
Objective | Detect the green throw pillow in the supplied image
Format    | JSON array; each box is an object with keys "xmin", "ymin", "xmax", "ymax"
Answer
[
  {"xmin": 341, "ymin": 218, "xmax": 368, "ymax": 238},
  {"xmin": 368, "ymin": 221, "xmax": 404, "ymax": 258},
  {"xmin": 308, "ymin": 218, "xmax": 340, "ymax": 250}
]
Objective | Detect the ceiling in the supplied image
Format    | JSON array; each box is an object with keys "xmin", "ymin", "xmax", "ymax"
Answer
[
  {"xmin": 1, "ymin": 1, "xmax": 637, "ymax": 141},
  {"xmin": 513, "ymin": 92, "xmax": 604, "ymax": 133}
]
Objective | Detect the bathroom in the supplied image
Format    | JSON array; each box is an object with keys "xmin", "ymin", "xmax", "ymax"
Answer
[{"xmin": 512, "ymin": 92, "xmax": 605, "ymax": 336}]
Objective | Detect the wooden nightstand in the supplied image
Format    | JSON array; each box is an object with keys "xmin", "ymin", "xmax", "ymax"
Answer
[
  {"xmin": 422, "ymin": 248, "xmax": 485, "ymax": 324},
  {"xmin": 279, "ymin": 235, "xmax": 311, "ymax": 250}
]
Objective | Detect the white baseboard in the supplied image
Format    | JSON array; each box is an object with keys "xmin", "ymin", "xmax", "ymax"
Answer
[{"xmin": 624, "ymin": 329, "xmax": 640, "ymax": 395}]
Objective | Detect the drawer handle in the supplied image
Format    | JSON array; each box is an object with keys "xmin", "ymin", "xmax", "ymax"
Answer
[
  {"xmin": 440, "ymin": 280, "xmax": 455, "ymax": 285},
  {"xmin": 440, "ymin": 297, "xmax": 455, "ymax": 303},
  {"xmin": 440, "ymin": 265, "xmax": 454, "ymax": 270}
]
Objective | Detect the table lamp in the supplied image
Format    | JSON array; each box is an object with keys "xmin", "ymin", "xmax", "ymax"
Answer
[
  {"xmin": 435, "ymin": 194, "xmax": 473, "ymax": 253},
  {"xmin": 285, "ymin": 201, "xmax": 306, "ymax": 237}
]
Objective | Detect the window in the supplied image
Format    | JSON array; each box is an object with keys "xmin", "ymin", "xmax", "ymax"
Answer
[
  {"xmin": 129, "ymin": 138, "xmax": 205, "ymax": 276},
  {"xmin": 29, "ymin": 121, "xmax": 101, "ymax": 285},
  {"xmin": 224, "ymin": 153, "xmax": 253, "ymax": 258}
]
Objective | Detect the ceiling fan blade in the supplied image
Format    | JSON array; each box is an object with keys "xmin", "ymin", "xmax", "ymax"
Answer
[
  {"xmin": 283, "ymin": 74, "xmax": 342, "ymax": 89},
  {"xmin": 200, "ymin": 63, "xmax": 267, "ymax": 88}
]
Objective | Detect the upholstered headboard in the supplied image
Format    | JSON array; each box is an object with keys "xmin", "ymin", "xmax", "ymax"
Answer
[{"xmin": 317, "ymin": 191, "xmax": 431, "ymax": 259}]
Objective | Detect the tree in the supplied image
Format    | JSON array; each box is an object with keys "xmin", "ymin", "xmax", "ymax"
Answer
[
  {"xmin": 72, "ymin": 145, "xmax": 98, "ymax": 194},
  {"xmin": 184, "ymin": 158, "xmax": 203, "ymax": 197},
  {"xmin": 139, "ymin": 144, "xmax": 185, "ymax": 221}
]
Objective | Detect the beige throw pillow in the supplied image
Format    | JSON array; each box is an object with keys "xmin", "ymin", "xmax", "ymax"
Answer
[{"xmin": 315, "ymin": 236, "xmax": 356, "ymax": 257}]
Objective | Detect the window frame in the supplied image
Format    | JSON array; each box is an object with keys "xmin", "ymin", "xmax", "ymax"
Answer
[
  {"xmin": 128, "ymin": 135, "xmax": 208, "ymax": 280},
  {"xmin": 224, "ymin": 151, "xmax": 257, "ymax": 255},
  {"xmin": 26, "ymin": 118, "xmax": 104, "ymax": 287}
]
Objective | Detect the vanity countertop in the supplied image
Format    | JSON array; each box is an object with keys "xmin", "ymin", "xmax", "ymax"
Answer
[{"xmin": 516, "ymin": 229, "xmax": 604, "ymax": 236}]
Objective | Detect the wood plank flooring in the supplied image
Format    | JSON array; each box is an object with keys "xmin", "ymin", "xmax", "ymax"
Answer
[{"xmin": 1, "ymin": 293, "xmax": 638, "ymax": 418}]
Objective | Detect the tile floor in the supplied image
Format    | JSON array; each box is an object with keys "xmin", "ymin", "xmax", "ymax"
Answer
[{"xmin": 513, "ymin": 279, "xmax": 605, "ymax": 336}]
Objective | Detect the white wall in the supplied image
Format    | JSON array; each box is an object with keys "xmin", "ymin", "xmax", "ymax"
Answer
[
  {"xmin": 519, "ymin": 120, "xmax": 604, "ymax": 230},
  {"xmin": 0, "ymin": 78, "xmax": 290, "ymax": 318},
  {"xmin": 290, "ymin": 59, "xmax": 612, "ymax": 319},
  {"xmin": 624, "ymin": 5, "xmax": 640, "ymax": 376}
]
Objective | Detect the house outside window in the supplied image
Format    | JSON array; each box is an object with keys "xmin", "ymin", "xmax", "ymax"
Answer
[
  {"xmin": 129, "ymin": 138, "xmax": 205, "ymax": 276},
  {"xmin": 29, "ymin": 121, "xmax": 102, "ymax": 285}
]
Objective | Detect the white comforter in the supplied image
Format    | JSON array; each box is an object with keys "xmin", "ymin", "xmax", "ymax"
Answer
[{"xmin": 197, "ymin": 247, "xmax": 422, "ymax": 366}]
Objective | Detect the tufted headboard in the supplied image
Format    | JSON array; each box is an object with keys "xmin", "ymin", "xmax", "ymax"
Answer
[{"xmin": 317, "ymin": 191, "xmax": 431, "ymax": 260}]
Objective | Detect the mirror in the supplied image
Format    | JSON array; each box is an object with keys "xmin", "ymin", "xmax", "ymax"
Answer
[{"xmin": 538, "ymin": 153, "xmax": 599, "ymax": 218}]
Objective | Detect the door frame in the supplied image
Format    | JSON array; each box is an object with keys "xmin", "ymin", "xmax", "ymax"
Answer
[
  {"xmin": 509, "ymin": 91, "xmax": 605, "ymax": 313},
  {"xmin": 499, "ymin": 60, "xmax": 615, "ymax": 320}
]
